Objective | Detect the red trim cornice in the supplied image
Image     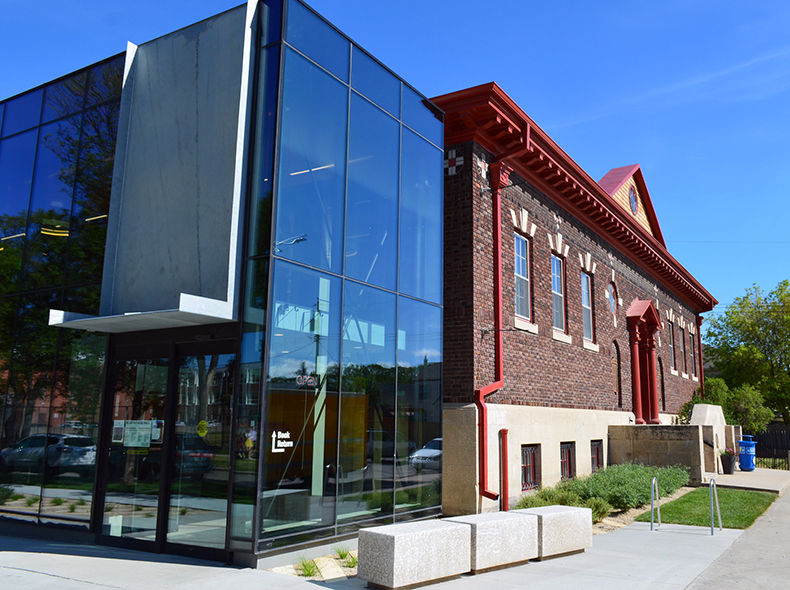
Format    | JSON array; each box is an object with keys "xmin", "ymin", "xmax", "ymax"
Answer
[{"xmin": 432, "ymin": 82, "xmax": 718, "ymax": 313}]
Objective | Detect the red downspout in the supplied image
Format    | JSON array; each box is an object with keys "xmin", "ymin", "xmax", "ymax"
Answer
[
  {"xmin": 696, "ymin": 315, "xmax": 705, "ymax": 395},
  {"xmin": 474, "ymin": 162, "xmax": 510, "ymax": 502},
  {"xmin": 500, "ymin": 429, "xmax": 509, "ymax": 511}
]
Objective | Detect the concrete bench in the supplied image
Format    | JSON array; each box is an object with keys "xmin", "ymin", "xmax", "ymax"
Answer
[
  {"xmin": 512, "ymin": 505, "xmax": 592, "ymax": 559},
  {"xmin": 357, "ymin": 520, "xmax": 471, "ymax": 590},
  {"xmin": 444, "ymin": 511, "xmax": 539, "ymax": 573}
]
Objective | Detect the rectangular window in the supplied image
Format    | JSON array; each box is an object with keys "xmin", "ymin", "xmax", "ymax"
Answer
[
  {"xmin": 560, "ymin": 441, "xmax": 575, "ymax": 480},
  {"xmin": 668, "ymin": 321, "xmax": 675, "ymax": 370},
  {"xmin": 521, "ymin": 444, "xmax": 540, "ymax": 491},
  {"xmin": 514, "ymin": 233, "xmax": 530, "ymax": 320},
  {"xmin": 690, "ymin": 333, "xmax": 697, "ymax": 377},
  {"xmin": 591, "ymin": 440, "xmax": 604, "ymax": 473},
  {"xmin": 680, "ymin": 327, "xmax": 688, "ymax": 373},
  {"xmin": 581, "ymin": 272, "xmax": 593, "ymax": 341},
  {"xmin": 551, "ymin": 254, "xmax": 565, "ymax": 331}
]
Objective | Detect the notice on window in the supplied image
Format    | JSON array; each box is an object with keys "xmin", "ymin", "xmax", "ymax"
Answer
[
  {"xmin": 124, "ymin": 420, "xmax": 153, "ymax": 448},
  {"xmin": 112, "ymin": 420, "xmax": 125, "ymax": 443}
]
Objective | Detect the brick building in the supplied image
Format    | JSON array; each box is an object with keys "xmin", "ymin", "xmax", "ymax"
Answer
[{"xmin": 433, "ymin": 83, "xmax": 717, "ymax": 514}]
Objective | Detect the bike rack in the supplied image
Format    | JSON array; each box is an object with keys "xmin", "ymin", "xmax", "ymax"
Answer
[
  {"xmin": 650, "ymin": 476, "xmax": 661, "ymax": 531},
  {"xmin": 710, "ymin": 478, "xmax": 723, "ymax": 535}
]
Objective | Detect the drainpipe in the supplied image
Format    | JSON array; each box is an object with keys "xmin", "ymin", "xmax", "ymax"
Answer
[{"xmin": 474, "ymin": 162, "xmax": 510, "ymax": 502}]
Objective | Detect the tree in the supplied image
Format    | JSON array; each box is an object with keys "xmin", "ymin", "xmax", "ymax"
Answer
[
  {"xmin": 705, "ymin": 280, "xmax": 790, "ymax": 423},
  {"xmin": 679, "ymin": 378, "xmax": 774, "ymax": 433}
]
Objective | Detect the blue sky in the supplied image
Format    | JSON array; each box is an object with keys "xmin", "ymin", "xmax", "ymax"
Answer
[{"xmin": 2, "ymin": 0, "xmax": 789, "ymax": 325}]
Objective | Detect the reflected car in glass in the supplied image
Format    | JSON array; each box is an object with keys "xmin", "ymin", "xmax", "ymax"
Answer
[
  {"xmin": 408, "ymin": 438, "xmax": 442, "ymax": 472},
  {"xmin": 366, "ymin": 430, "xmax": 417, "ymax": 463},
  {"xmin": 107, "ymin": 434, "xmax": 214, "ymax": 481},
  {"xmin": 0, "ymin": 434, "xmax": 96, "ymax": 477}
]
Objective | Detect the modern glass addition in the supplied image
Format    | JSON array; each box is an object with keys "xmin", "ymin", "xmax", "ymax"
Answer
[
  {"xmin": 514, "ymin": 233, "xmax": 530, "ymax": 320},
  {"xmin": 1, "ymin": 0, "xmax": 442, "ymax": 558},
  {"xmin": 551, "ymin": 254, "xmax": 565, "ymax": 331},
  {"xmin": 248, "ymin": 0, "xmax": 443, "ymax": 548},
  {"xmin": 0, "ymin": 55, "xmax": 122, "ymax": 528}
]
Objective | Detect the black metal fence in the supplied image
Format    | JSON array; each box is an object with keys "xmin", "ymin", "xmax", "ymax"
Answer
[{"xmin": 750, "ymin": 425, "xmax": 790, "ymax": 470}]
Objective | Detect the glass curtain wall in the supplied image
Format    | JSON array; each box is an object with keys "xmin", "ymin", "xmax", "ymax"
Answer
[
  {"xmin": 0, "ymin": 56, "xmax": 123, "ymax": 525},
  {"xmin": 243, "ymin": 0, "xmax": 443, "ymax": 549}
]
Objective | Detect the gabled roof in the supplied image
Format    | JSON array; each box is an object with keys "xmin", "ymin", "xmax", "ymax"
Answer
[
  {"xmin": 598, "ymin": 164, "xmax": 665, "ymax": 247},
  {"xmin": 432, "ymin": 82, "xmax": 717, "ymax": 313}
]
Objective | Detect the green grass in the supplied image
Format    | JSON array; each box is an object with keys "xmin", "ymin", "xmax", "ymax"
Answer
[
  {"xmin": 635, "ymin": 488, "xmax": 776, "ymax": 529},
  {"xmin": 51, "ymin": 497, "xmax": 64, "ymax": 506},
  {"xmin": 296, "ymin": 557, "xmax": 320, "ymax": 577},
  {"xmin": 334, "ymin": 545, "xmax": 350, "ymax": 560}
]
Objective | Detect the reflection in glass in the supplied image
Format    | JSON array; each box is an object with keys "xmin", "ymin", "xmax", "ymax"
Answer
[
  {"xmin": 351, "ymin": 48, "xmax": 400, "ymax": 117},
  {"xmin": 395, "ymin": 298, "xmax": 442, "ymax": 513},
  {"xmin": 402, "ymin": 85, "xmax": 442, "ymax": 147},
  {"xmin": 42, "ymin": 72, "xmax": 88, "ymax": 124},
  {"xmin": 0, "ymin": 291, "xmax": 60, "ymax": 515},
  {"xmin": 345, "ymin": 94, "xmax": 399, "ymax": 289},
  {"xmin": 22, "ymin": 116, "xmax": 83, "ymax": 291},
  {"xmin": 248, "ymin": 46, "xmax": 280, "ymax": 257},
  {"xmin": 167, "ymin": 353, "xmax": 235, "ymax": 549},
  {"xmin": 103, "ymin": 358, "xmax": 168, "ymax": 542},
  {"xmin": 66, "ymin": 99, "xmax": 121, "ymax": 286},
  {"xmin": 339, "ymin": 281, "xmax": 397, "ymax": 524},
  {"xmin": 400, "ymin": 129, "xmax": 443, "ymax": 304},
  {"xmin": 40, "ymin": 331, "xmax": 106, "ymax": 521},
  {"xmin": 260, "ymin": 261, "xmax": 341, "ymax": 539},
  {"xmin": 285, "ymin": 0, "xmax": 349, "ymax": 81},
  {"xmin": 0, "ymin": 129, "xmax": 37, "ymax": 218},
  {"xmin": 1, "ymin": 89, "xmax": 43, "ymax": 137},
  {"xmin": 275, "ymin": 49, "xmax": 347, "ymax": 273},
  {"xmin": 85, "ymin": 57, "xmax": 124, "ymax": 108},
  {"xmin": 258, "ymin": 0, "xmax": 282, "ymax": 47}
]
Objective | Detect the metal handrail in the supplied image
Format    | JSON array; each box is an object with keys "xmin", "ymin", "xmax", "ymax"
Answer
[
  {"xmin": 650, "ymin": 476, "xmax": 661, "ymax": 531},
  {"xmin": 710, "ymin": 478, "xmax": 723, "ymax": 535}
]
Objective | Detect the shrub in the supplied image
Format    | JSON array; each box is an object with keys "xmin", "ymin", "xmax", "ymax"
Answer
[
  {"xmin": 0, "ymin": 484, "xmax": 12, "ymax": 505},
  {"xmin": 584, "ymin": 497, "xmax": 613, "ymax": 523},
  {"xmin": 514, "ymin": 463, "xmax": 689, "ymax": 514}
]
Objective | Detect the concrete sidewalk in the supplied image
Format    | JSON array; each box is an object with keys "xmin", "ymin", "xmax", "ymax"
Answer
[{"xmin": 2, "ymin": 484, "xmax": 790, "ymax": 590}]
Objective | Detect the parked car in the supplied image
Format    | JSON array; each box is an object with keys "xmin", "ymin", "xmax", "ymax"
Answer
[
  {"xmin": 108, "ymin": 433, "xmax": 214, "ymax": 481},
  {"xmin": 0, "ymin": 434, "xmax": 96, "ymax": 477},
  {"xmin": 408, "ymin": 438, "xmax": 442, "ymax": 472},
  {"xmin": 366, "ymin": 430, "xmax": 417, "ymax": 462}
]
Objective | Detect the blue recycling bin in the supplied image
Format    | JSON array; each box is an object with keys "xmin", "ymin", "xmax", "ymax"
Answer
[{"xmin": 739, "ymin": 435, "xmax": 756, "ymax": 472}]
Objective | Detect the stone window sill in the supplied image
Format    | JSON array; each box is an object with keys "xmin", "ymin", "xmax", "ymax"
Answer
[
  {"xmin": 682, "ymin": 372, "xmax": 689, "ymax": 380},
  {"xmin": 552, "ymin": 329, "xmax": 572, "ymax": 345},
  {"xmin": 671, "ymin": 369, "xmax": 679, "ymax": 376},
  {"xmin": 583, "ymin": 340, "xmax": 599, "ymax": 353},
  {"xmin": 514, "ymin": 316, "xmax": 539, "ymax": 334}
]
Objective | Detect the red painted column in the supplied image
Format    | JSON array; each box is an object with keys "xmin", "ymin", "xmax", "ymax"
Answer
[
  {"xmin": 628, "ymin": 321, "xmax": 645, "ymax": 424},
  {"xmin": 639, "ymin": 331, "xmax": 652, "ymax": 423},
  {"xmin": 646, "ymin": 330, "xmax": 661, "ymax": 424}
]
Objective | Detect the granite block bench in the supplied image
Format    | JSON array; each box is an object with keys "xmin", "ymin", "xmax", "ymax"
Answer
[
  {"xmin": 444, "ymin": 511, "xmax": 539, "ymax": 573},
  {"xmin": 512, "ymin": 505, "xmax": 592, "ymax": 559},
  {"xmin": 358, "ymin": 520, "xmax": 471, "ymax": 590}
]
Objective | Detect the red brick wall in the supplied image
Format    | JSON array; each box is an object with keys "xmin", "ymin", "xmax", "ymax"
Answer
[{"xmin": 443, "ymin": 141, "xmax": 702, "ymax": 415}]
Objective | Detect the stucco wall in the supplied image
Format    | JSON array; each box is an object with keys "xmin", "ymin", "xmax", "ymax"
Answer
[{"xmin": 443, "ymin": 403, "xmax": 635, "ymax": 515}]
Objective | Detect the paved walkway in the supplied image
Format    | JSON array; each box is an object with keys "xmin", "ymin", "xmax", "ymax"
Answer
[{"xmin": 2, "ymin": 469, "xmax": 790, "ymax": 590}]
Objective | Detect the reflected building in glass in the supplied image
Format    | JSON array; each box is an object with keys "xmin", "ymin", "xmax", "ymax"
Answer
[{"xmin": 0, "ymin": 0, "xmax": 442, "ymax": 563}]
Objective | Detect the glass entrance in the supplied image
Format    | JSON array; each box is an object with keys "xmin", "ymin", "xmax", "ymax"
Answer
[{"xmin": 99, "ymin": 345, "xmax": 236, "ymax": 556}]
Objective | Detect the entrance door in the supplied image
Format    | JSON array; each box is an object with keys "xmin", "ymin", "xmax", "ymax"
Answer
[{"xmin": 98, "ymin": 342, "xmax": 236, "ymax": 558}]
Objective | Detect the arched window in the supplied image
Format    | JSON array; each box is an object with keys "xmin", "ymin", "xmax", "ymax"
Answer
[{"xmin": 612, "ymin": 341, "xmax": 622, "ymax": 407}]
